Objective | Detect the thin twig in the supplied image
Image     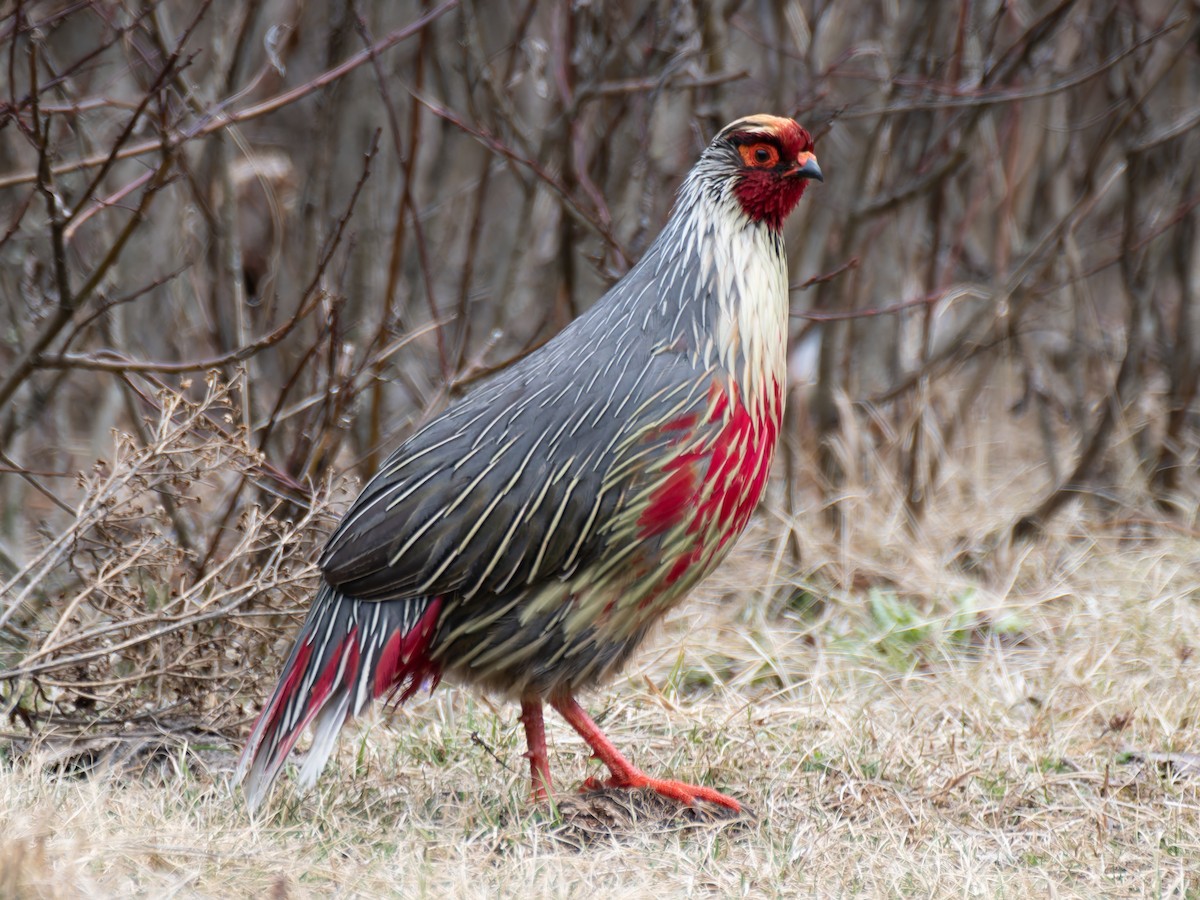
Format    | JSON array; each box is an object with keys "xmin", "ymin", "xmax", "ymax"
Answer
[{"xmin": 0, "ymin": 2, "xmax": 458, "ymax": 191}]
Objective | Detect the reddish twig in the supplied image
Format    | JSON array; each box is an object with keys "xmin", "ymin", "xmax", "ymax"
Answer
[
  {"xmin": 412, "ymin": 90, "xmax": 632, "ymax": 261},
  {"xmin": 0, "ymin": 2, "xmax": 457, "ymax": 191}
]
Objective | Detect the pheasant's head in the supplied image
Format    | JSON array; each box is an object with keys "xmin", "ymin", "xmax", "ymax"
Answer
[{"xmin": 704, "ymin": 114, "xmax": 822, "ymax": 231}]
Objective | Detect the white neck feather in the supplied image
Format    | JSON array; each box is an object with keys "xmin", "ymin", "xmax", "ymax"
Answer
[{"xmin": 673, "ymin": 187, "xmax": 790, "ymax": 410}]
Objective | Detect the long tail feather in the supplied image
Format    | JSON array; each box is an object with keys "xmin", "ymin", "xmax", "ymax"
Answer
[{"xmin": 235, "ymin": 584, "xmax": 441, "ymax": 811}]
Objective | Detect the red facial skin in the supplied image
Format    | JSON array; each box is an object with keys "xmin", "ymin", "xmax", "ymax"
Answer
[{"xmin": 731, "ymin": 121, "xmax": 817, "ymax": 231}]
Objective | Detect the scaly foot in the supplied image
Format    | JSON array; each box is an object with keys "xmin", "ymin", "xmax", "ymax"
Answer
[
  {"xmin": 581, "ymin": 770, "xmax": 741, "ymax": 810},
  {"xmin": 550, "ymin": 694, "xmax": 741, "ymax": 811}
]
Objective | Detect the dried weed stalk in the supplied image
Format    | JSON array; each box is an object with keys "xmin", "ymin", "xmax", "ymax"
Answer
[{"xmin": 0, "ymin": 376, "xmax": 338, "ymax": 737}]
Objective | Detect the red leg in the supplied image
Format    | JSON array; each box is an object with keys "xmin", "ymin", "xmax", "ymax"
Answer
[
  {"xmin": 519, "ymin": 696, "xmax": 553, "ymax": 802},
  {"xmin": 549, "ymin": 694, "xmax": 740, "ymax": 811}
]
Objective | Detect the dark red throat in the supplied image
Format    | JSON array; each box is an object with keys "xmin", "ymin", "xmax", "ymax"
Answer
[{"xmin": 733, "ymin": 173, "xmax": 809, "ymax": 232}]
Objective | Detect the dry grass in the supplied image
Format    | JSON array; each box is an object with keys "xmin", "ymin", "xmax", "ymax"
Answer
[
  {"xmin": 3, "ymin": 419, "xmax": 1199, "ymax": 898},
  {"xmin": 0, "ymin": 378, "xmax": 334, "ymax": 735}
]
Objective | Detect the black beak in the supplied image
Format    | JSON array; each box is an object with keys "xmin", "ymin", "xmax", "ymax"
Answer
[{"xmin": 793, "ymin": 152, "xmax": 823, "ymax": 182}]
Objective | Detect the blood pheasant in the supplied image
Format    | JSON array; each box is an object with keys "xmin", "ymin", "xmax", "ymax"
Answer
[{"xmin": 237, "ymin": 114, "xmax": 822, "ymax": 812}]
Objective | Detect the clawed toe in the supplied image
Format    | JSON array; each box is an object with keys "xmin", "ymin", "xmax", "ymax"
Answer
[
  {"xmin": 577, "ymin": 771, "xmax": 740, "ymax": 811},
  {"xmin": 551, "ymin": 696, "xmax": 742, "ymax": 813}
]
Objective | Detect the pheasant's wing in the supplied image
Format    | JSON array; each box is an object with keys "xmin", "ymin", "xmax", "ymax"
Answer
[{"xmin": 319, "ymin": 324, "xmax": 719, "ymax": 604}]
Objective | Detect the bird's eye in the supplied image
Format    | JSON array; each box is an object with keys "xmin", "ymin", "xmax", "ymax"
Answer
[{"xmin": 738, "ymin": 143, "xmax": 779, "ymax": 168}]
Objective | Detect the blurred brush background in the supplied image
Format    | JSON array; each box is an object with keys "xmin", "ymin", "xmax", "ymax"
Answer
[{"xmin": 0, "ymin": 0, "xmax": 1197, "ymax": 741}]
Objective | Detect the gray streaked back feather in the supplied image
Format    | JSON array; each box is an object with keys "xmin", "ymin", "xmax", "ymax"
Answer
[{"xmin": 319, "ymin": 248, "xmax": 718, "ymax": 605}]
